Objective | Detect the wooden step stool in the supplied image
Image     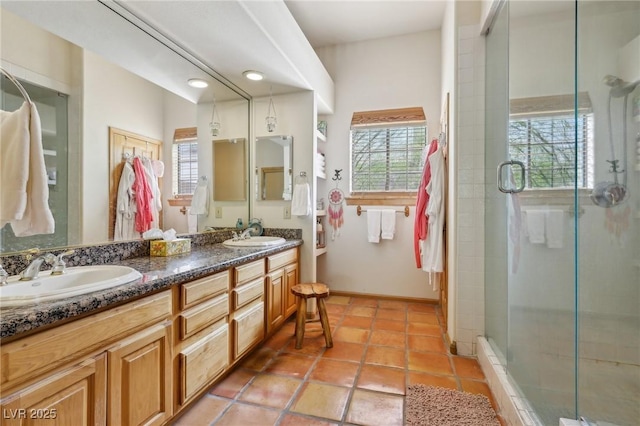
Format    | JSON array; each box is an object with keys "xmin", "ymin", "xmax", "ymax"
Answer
[{"xmin": 290, "ymin": 283, "xmax": 333, "ymax": 349}]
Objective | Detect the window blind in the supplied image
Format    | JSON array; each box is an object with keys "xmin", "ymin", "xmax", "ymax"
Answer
[
  {"xmin": 172, "ymin": 127, "xmax": 198, "ymax": 195},
  {"xmin": 351, "ymin": 125, "xmax": 427, "ymax": 192}
]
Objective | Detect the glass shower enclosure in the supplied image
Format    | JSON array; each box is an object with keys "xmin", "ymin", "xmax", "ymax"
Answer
[{"xmin": 485, "ymin": 1, "xmax": 639, "ymax": 425}]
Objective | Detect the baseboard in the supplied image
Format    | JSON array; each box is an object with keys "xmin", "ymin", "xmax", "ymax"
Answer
[{"xmin": 329, "ymin": 290, "xmax": 439, "ymax": 305}]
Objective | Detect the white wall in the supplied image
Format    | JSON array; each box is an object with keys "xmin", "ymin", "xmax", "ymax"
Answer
[
  {"xmin": 315, "ymin": 31, "xmax": 442, "ymax": 299},
  {"xmin": 251, "ymin": 91, "xmax": 316, "ymax": 283}
]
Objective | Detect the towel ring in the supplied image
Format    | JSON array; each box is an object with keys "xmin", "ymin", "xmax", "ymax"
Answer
[{"xmin": 0, "ymin": 67, "xmax": 32, "ymax": 105}]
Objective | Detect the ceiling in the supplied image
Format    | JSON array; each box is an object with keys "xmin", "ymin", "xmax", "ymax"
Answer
[{"xmin": 284, "ymin": 0, "xmax": 447, "ymax": 48}]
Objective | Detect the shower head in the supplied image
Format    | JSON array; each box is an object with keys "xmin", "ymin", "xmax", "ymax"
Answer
[{"xmin": 603, "ymin": 75, "xmax": 640, "ymax": 98}]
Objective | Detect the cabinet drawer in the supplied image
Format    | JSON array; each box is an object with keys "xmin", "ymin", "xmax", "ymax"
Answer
[
  {"xmin": 179, "ymin": 321, "xmax": 228, "ymax": 404},
  {"xmin": 233, "ymin": 259, "xmax": 264, "ymax": 286},
  {"xmin": 267, "ymin": 248, "xmax": 297, "ymax": 271},
  {"xmin": 181, "ymin": 271, "xmax": 229, "ymax": 310},
  {"xmin": 231, "ymin": 278, "xmax": 264, "ymax": 310},
  {"xmin": 179, "ymin": 293, "xmax": 229, "ymax": 340},
  {"xmin": 231, "ymin": 301, "xmax": 265, "ymax": 359}
]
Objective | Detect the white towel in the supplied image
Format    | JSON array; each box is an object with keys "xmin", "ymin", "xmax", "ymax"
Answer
[
  {"xmin": 525, "ymin": 210, "xmax": 545, "ymax": 244},
  {"xmin": 187, "ymin": 208, "xmax": 198, "ymax": 233},
  {"xmin": 291, "ymin": 182, "xmax": 311, "ymax": 216},
  {"xmin": 367, "ymin": 209, "xmax": 381, "ymax": 243},
  {"xmin": 1, "ymin": 102, "xmax": 55, "ymax": 236},
  {"xmin": 545, "ymin": 210, "xmax": 564, "ymax": 248},
  {"xmin": 380, "ymin": 209, "xmax": 396, "ymax": 240},
  {"xmin": 0, "ymin": 102, "xmax": 30, "ymax": 224},
  {"xmin": 190, "ymin": 179, "xmax": 210, "ymax": 215}
]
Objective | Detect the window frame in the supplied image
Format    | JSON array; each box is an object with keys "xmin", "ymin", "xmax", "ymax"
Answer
[
  {"xmin": 347, "ymin": 107, "xmax": 427, "ymax": 204},
  {"xmin": 171, "ymin": 127, "xmax": 198, "ymax": 199}
]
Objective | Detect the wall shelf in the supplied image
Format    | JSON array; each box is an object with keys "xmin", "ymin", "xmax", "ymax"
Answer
[
  {"xmin": 315, "ymin": 247, "xmax": 327, "ymax": 257},
  {"xmin": 316, "ymin": 210, "xmax": 326, "ymax": 216}
]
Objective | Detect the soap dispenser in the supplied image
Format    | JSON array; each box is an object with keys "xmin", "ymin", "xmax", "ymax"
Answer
[{"xmin": 236, "ymin": 218, "xmax": 244, "ymax": 230}]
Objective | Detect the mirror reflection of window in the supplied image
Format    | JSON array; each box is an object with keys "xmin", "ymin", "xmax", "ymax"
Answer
[
  {"xmin": 172, "ymin": 127, "xmax": 199, "ymax": 196},
  {"xmin": 256, "ymin": 135, "xmax": 293, "ymax": 201}
]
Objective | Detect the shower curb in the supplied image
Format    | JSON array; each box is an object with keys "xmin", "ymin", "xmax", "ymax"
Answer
[{"xmin": 477, "ymin": 336, "xmax": 540, "ymax": 426}]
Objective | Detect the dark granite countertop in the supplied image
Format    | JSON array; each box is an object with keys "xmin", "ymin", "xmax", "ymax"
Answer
[{"xmin": 0, "ymin": 239, "xmax": 302, "ymax": 340}]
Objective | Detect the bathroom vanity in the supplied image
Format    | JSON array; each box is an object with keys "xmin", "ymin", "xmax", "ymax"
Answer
[{"xmin": 0, "ymin": 241, "xmax": 301, "ymax": 425}]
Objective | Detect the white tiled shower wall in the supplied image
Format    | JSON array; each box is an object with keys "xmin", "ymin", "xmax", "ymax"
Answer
[{"xmin": 455, "ymin": 23, "xmax": 486, "ymax": 356}]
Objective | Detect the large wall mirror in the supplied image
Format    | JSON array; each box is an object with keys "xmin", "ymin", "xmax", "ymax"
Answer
[
  {"xmin": 255, "ymin": 135, "xmax": 293, "ymax": 201},
  {"xmin": 0, "ymin": 2, "xmax": 250, "ymax": 254}
]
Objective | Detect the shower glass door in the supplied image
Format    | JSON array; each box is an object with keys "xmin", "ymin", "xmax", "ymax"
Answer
[
  {"xmin": 576, "ymin": 2, "xmax": 640, "ymax": 424},
  {"xmin": 485, "ymin": 1, "xmax": 579, "ymax": 423}
]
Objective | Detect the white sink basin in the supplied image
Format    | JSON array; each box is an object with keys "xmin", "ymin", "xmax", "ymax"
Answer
[
  {"xmin": 223, "ymin": 236, "xmax": 286, "ymax": 247},
  {"xmin": 0, "ymin": 265, "xmax": 142, "ymax": 306}
]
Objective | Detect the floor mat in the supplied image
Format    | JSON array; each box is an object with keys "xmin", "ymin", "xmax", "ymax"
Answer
[{"xmin": 405, "ymin": 384, "xmax": 500, "ymax": 426}]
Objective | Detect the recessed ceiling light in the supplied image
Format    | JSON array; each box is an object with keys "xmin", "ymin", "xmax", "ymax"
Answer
[
  {"xmin": 243, "ymin": 70, "xmax": 264, "ymax": 81},
  {"xmin": 187, "ymin": 78, "xmax": 208, "ymax": 88}
]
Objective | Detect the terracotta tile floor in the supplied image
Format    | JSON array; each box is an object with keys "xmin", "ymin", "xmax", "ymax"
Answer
[{"xmin": 172, "ymin": 295, "xmax": 504, "ymax": 425}]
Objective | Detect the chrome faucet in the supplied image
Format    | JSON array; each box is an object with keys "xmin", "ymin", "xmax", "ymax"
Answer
[
  {"xmin": 239, "ymin": 228, "xmax": 253, "ymax": 239},
  {"xmin": 49, "ymin": 250, "xmax": 75, "ymax": 275},
  {"xmin": 19, "ymin": 249, "xmax": 56, "ymax": 281}
]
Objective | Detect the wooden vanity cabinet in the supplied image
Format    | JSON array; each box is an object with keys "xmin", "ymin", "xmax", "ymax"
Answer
[
  {"xmin": 266, "ymin": 248, "xmax": 299, "ymax": 335},
  {"xmin": 0, "ymin": 246, "xmax": 300, "ymax": 425}
]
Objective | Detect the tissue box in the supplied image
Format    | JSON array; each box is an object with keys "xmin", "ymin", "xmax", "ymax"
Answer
[{"xmin": 150, "ymin": 238, "xmax": 191, "ymax": 257}]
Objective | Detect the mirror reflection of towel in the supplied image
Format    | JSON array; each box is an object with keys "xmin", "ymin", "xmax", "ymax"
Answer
[
  {"xmin": 291, "ymin": 183, "xmax": 311, "ymax": 216},
  {"xmin": 1, "ymin": 101, "xmax": 55, "ymax": 236},
  {"xmin": 545, "ymin": 210, "xmax": 563, "ymax": 248},
  {"xmin": 525, "ymin": 210, "xmax": 545, "ymax": 244},
  {"xmin": 190, "ymin": 179, "xmax": 210, "ymax": 215}
]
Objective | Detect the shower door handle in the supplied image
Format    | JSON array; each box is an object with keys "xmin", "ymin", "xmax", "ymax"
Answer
[{"xmin": 497, "ymin": 160, "xmax": 525, "ymax": 193}]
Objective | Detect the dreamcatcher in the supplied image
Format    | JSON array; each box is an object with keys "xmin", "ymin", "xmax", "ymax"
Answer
[{"xmin": 328, "ymin": 169, "xmax": 345, "ymax": 240}]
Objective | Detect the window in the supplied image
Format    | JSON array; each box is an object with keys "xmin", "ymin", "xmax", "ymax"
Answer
[
  {"xmin": 509, "ymin": 93, "xmax": 594, "ymax": 190},
  {"xmin": 172, "ymin": 127, "xmax": 198, "ymax": 196},
  {"xmin": 350, "ymin": 107, "xmax": 427, "ymax": 194}
]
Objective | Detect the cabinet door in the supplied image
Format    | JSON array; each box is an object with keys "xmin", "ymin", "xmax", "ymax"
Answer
[
  {"xmin": 108, "ymin": 321, "xmax": 172, "ymax": 426},
  {"xmin": 283, "ymin": 263, "xmax": 299, "ymax": 318},
  {"xmin": 266, "ymin": 269, "xmax": 285, "ymax": 333},
  {"xmin": 0, "ymin": 355, "xmax": 107, "ymax": 425},
  {"xmin": 231, "ymin": 301, "xmax": 265, "ymax": 360},
  {"xmin": 178, "ymin": 322, "xmax": 229, "ymax": 404}
]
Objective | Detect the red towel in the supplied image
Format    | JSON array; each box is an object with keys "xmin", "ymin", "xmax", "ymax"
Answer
[
  {"xmin": 133, "ymin": 156, "xmax": 153, "ymax": 233},
  {"xmin": 414, "ymin": 139, "xmax": 438, "ymax": 268}
]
